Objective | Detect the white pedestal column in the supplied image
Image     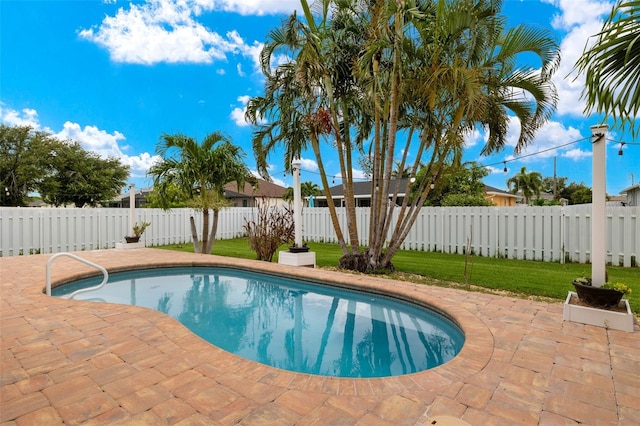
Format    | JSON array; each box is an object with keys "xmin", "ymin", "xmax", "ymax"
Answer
[{"xmin": 590, "ymin": 125, "xmax": 607, "ymax": 287}]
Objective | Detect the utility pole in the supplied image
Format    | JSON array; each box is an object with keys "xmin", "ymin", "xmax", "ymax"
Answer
[{"xmin": 553, "ymin": 156, "xmax": 557, "ymax": 199}]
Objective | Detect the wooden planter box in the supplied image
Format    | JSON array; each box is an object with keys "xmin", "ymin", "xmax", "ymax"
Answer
[{"xmin": 563, "ymin": 292, "xmax": 634, "ymax": 332}]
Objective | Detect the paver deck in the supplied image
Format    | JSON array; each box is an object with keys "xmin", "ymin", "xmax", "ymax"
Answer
[{"xmin": 1, "ymin": 248, "xmax": 638, "ymax": 425}]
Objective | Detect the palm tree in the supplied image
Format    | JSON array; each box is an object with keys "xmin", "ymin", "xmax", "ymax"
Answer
[
  {"xmin": 148, "ymin": 132, "xmax": 249, "ymax": 254},
  {"xmin": 507, "ymin": 166, "xmax": 544, "ymax": 205},
  {"xmin": 249, "ymin": 0, "xmax": 559, "ymax": 272},
  {"xmin": 360, "ymin": 0, "xmax": 559, "ymax": 271},
  {"xmin": 283, "ymin": 181, "xmax": 320, "ymax": 205},
  {"xmin": 246, "ymin": 0, "xmax": 364, "ymax": 255},
  {"xmin": 575, "ymin": 1, "xmax": 640, "ymax": 136}
]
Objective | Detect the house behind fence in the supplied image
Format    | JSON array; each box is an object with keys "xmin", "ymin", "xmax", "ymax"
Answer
[{"xmin": 0, "ymin": 205, "xmax": 637, "ymax": 267}]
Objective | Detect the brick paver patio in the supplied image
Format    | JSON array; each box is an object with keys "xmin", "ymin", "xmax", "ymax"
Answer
[{"xmin": 1, "ymin": 249, "xmax": 638, "ymax": 425}]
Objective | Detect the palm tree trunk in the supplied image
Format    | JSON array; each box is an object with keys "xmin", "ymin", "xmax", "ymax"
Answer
[
  {"xmin": 201, "ymin": 208, "xmax": 209, "ymax": 254},
  {"xmin": 204, "ymin": 209, "xmax": 219, "ymax": 254},
  {"xmin": 189, "ymin": 216, "xmax": 201, "ymax": 253},
  {"xmin": 311, "ymin": 134, "xmax": 349, "ymax": 254},
  {"xmin": 368, "ymin": 7, "xmax": 404, "ymax": 271}
]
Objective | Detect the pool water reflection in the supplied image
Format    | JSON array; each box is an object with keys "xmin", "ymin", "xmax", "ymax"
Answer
[{"xmin": 52, "ymin": 267, "xmax": 464, "ymax": 378}]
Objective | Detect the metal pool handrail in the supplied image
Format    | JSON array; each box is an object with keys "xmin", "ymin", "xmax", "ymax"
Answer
[{"xmin": 46, "ymin": 252, "xmax": 108, "ymax": 299}]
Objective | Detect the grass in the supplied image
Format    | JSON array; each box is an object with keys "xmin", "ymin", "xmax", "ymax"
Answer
[{"xmin": 156, "ymin": 238, "xmax": 640, "ymax": 314}]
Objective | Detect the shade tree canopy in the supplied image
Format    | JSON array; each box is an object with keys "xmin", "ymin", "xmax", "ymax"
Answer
[{"xmin": 0, "ymin": 124, "xmax": 129, "ymax": 207}]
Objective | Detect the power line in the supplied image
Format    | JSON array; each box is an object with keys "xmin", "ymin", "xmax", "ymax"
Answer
[
  {"xmin": 268, "ymin": 134, "xmax": 636, "ymax": 181},
  {"xmin": 481, "ymin": 137, "xmax": 590, "ymax": 169}
]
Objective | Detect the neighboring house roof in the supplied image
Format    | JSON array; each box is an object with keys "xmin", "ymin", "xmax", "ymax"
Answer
[
  {"xmin": 484, "ymin": 185, "xmax": 518, "ymax": 198},
  {"xmin": 318, "ymin": 179, "xmax": 410, "ymax": 199},
  {"xmin": 537, "ymin": 192, "xmax": 556, "ymax": 201},
  {"xmin": 27, "ymin": 200, "xmax": 47, "ymax": 207},
  {"xmin": 620, "ymin": 183, "xmax": 640, "ymax": 206},
  {"xmin": 620, "ymin": 183, "xmax": 640, "ymax": 195},
  {"xmin": 608, "ymin": 195, "xmax": 627, "ymax": 202},
  {"xmin": 223, "ymin": 179, "xmax": 287, "ymax": 199},
  {"xmin": 111, "ymin": 187, "xmax": 153, "ymax": 202}
]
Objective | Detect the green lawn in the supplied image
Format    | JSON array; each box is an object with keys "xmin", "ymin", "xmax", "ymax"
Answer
[{"xmin": 156, "ymin": 238, "xmax": 640, "ymax": 314}]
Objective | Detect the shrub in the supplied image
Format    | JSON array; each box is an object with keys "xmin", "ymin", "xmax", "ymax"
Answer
[{"xmin": 244, "ymin": 201, "xmax": 295, "ymax": 262}]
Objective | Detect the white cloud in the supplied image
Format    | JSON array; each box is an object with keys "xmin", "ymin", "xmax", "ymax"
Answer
[
  {"xmin": 502, "ymin": 117, "xmax": 585, "ymax": 162},
  {"xmin": 1, "ymin": 103, "xmax": 159, "ymax": 179},
  {"xmin": 0, "ymin": 104, "xmax": 41, "ymax": 128},
  {"xmin": 485, "ymin": 166, "xmax": 503, "ymax": 175},
  {"xmin": 251, "ymin": 169, "xmax": 287, "ymax": 187},
  {"xmin": 216, "ymin": 68, "xmax": 226, "ymax": 75},
  {"xmin": 543, "ymin": 0, "xmax": 614, "ymax": 117},
  {"xmin": 230, "ymin": 95, "xmax": 251, "ymax": 127},
  {"xmin": 210, "ymin": 0, "xmax": 300, "ymax": 16},
  {"xmin": 335, "ymin": 169, "xmax": 367, "ymax": 181},
  {"xmin": 464, "ymin": 128, "xmax": 485, "ymax": 148},
  {"xmin": 542, "ymin": 0, "xmax": 612, "ymax": 30},
  {"xmin": 270, "ymin": 176, "xmax": 287, "ymax": 187},
  {"xmin": 298, "ymin": 157, "xmax": 318, "ymax": 172},
  {"xmin": 237, "ymin": 63, "xmax": 245, "ymax": 77},
  {"xmin": 562, "ymin": 148, "xmax": 591, "ymax": 161},
  {"xmin": 79, "ymin": 0, "xmax": 264, "ymax": 69},
  {"xmin": 55, "ymin": 121, "xmax": 127, "ymax": 158},
  {"xmin": 54, "ymin": 121, "xmax": 162, "ymax": 177}
]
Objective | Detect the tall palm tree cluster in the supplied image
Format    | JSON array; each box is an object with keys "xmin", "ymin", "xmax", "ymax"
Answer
[{"xmin": 246, "ymin": 0, "xmax": 560, "ymax": 272}]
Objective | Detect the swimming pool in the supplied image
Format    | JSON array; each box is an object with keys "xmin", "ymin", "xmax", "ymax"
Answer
[{"xmin": 52, "ymin": 267, "xmax": 464, "ymax": 378}]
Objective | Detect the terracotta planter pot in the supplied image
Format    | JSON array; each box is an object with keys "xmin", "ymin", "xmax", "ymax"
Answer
[{"xmin": 572, "ymin": 281, "xmax": 623, "ymax": 307}]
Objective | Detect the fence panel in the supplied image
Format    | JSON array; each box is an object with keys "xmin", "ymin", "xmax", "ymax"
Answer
[{"xmin": 0, "ymin": 205, "xmax": 638, "ymax": 265}]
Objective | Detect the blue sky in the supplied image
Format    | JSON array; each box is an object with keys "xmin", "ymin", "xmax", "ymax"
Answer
[{"xmin": 1, "ymin": 0, "xmax": 638, "ymax": 196}]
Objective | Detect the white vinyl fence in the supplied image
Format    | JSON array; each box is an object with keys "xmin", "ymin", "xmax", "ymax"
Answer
[{"xmin": 1, "ymin": 205, "xmax": 638, "ymax": 266}]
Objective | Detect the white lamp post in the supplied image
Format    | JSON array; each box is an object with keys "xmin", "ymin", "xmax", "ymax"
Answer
[
  {"xmin": 292, "ymin": 158, "xmax": 302, "ymax": 248},
  {"xmin": 590, "ymin": 125, "xmax": 607, "ymax": 287},
  {"xmin": 278, "ymin": 158, "xmax": 315, "ymax": 266},
  {"xmin": 129, "ymin": 183, "xmax": 135, "ymax": 238}
]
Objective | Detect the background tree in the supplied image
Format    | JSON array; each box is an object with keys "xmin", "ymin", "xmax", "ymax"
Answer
[
  {"xmin": 507, "ymin": 166, "xmax": 544, "ymax": 205},
  {"xmin": 561, "ymin": 182, "xmax": 592, "ymax": 205},
  {"xmin": 575, "ymin": 0, "xmax": 640, "ymax": 136},
  {"xmin": 417, "ymin": 162, "xmax": 493, "ymax": 207},
  {"xmin": 0, "ymin": 125, "xmax": 59, "ymax": 206},
  {"xmin": 283, "ymin": 181, "xmax": 321, "ymax": 205},
  {"xmin": 148, "ymin": 132, "xmax": 250, "ymax": 254},
  {"xmin": 1, "ymin": 124, "xmax": 128, "ymax": 207},
  {"xmin": 541, "ymin": 175, "xmax": 568, "ymax": 200},
  {"xmin": 39, "ymin": 142, "xmax": 129, "ymax": 207},
  {"xmin": 145, "ymin": 183, "xmax": 189, "ymax": 208}
]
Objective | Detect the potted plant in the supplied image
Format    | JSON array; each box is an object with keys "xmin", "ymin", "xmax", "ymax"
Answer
[
  {"xmin": 125, "ymin": 221, "xmax": 150, "ymax": 243},
  {"xmin": 571, "ymin": 277, "xmax": 632, "ymax": 307},
  {"xmin": 564, "ymin": 276, "xmax": 634, "ymax": 332}
]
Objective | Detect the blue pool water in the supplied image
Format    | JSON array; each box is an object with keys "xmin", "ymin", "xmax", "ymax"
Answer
[{"xmin": 52, "ymin": 267, "xmax": 464, "ymax": 378}]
